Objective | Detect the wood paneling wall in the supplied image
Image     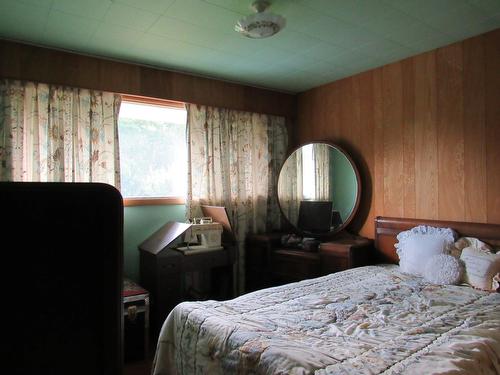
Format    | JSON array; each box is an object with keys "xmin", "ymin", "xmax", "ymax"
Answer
[
  {"xmin": 0, "ymin": 40, "xmax": 296, "ymax": 118},
  {"xmin": 296, "ymin": 29, "xmax": 500, "ymax": 239}
]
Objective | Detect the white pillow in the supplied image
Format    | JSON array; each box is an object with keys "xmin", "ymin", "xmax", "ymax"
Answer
[
  {"xmin": 395, "ymin": 226, "xmax": 457, "ymax": 277},
  {"xmin": 423, "ymin": 254, "xmax": 463, "ymax": 285},
  {"xmin": 396, "ymin": 225, "xmax": 456, "ymax": 248},
  {"xmin": 398, "ymin": 235, "xmax": 447, "ymax": 276},
  {"xmin": 460, "ymin": 247, "xmax": 500, "ymax": 291}
]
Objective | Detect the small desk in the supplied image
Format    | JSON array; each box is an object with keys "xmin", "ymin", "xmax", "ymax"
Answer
[{"xmin": 140, "ymin": 246, "xmax": 236, "ymax": 337}]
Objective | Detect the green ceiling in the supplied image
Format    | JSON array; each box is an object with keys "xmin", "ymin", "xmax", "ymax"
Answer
[{"xmin": 0, "ymin": 0, "xmax": 499, "ymax": 93}]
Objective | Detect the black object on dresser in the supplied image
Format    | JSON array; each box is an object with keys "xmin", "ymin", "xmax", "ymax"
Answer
[
  {"xmin": 246, "ymin": 232, "xmax": 373, "ymax": 292},
  {"xmin": 139, "ymin": 221, "xmax": 236, "ymax": 338}
]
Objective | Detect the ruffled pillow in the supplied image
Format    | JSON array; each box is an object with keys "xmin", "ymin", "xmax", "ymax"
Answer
[
  {"xmin": 423, "ymin": 254, "xmax": 463, "ymax": 285},
  {"xmin": 399, "ymin": 235, "xmax": 447, "ymax": 276},
  {"xmin": 395, "ymin": 225, "xmax": 457, "ymax": 253},
  {"xmin": 395, "ymin": 225, "xmax": 457, "ymax": 277}
]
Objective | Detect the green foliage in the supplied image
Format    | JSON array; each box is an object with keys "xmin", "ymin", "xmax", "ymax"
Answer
[{"xmin": 118, "ymin": 117, "xmax": 186, "ymax": 197}]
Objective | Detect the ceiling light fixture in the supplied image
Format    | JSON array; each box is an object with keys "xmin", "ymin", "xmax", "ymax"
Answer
[{"xmin": 235, "ymin": 1, "xmax": 286, "ymax": 39}]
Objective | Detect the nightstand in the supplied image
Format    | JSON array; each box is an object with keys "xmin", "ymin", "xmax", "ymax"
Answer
[
  {"xmin": 319, "ymin": 236, "xmax": 373, "ymax": 275},
  {"xmin": 245, "ymin": 233, "xmax": 374, "ymax": 292},
  {"xmin": 272, "ymin": 248, "xmax": 321, "ymax": 284}
]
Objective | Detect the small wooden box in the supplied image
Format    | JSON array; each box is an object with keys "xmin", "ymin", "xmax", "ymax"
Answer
[{"xmin": 123, "ymin": 279, "xmax": 149, "ymax": 362}]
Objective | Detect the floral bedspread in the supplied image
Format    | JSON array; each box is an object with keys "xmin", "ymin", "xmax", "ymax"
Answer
[{"xmin": 152, "ymin": 265, "xmax": 500, "ymax": 375}]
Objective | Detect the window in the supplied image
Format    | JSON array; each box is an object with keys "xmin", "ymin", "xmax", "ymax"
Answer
[
  {"xmin": 118, "ymin": 96, "xmax": 187, "ymax": 206},
  {"xmin": 302, "ymin": 143, "xmax": 315, "ymax": 199}
]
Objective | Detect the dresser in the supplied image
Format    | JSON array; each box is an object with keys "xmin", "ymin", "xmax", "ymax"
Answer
[{"xmin": 245, "ymin": 232, "xmax": 373, "ymax": 292}]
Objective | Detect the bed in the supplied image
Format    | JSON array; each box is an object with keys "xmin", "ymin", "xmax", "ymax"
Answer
[{"xmin": 152, "ymin": 217, "xmax": 500, "ymax": 374}]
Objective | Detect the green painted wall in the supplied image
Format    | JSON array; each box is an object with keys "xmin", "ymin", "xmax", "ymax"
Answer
[
  {"xmin": 330, "ymin": 150, "xmax": 358, "ymax": 223},
  {"xmin": 124, "ymin": 204, "xmax": 186, "ymax": 282}
]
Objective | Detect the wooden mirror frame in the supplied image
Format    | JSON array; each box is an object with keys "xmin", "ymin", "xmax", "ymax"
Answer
[{"xmin": 276, "ymin": 141, "xmax": 362, "ymax": 238}]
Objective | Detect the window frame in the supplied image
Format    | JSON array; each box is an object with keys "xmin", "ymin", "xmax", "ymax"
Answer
[{"xmin": 119, "ymin": 94, "xmax": 187, "ymax": 207}]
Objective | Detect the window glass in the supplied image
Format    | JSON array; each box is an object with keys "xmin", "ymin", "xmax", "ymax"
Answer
[{"xmin": 118, "ymin": 101, "xmax": 187, "ymax": 198}]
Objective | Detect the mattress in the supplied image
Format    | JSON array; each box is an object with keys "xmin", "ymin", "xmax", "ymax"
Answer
[{"xmin": 152, "ymin": 265, "xmax": 500, "ymax": 374}]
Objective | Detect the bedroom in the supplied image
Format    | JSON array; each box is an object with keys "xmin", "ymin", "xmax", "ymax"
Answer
[{"xmin": 0, "ymin": 0, "xmax": 499, "ymax": 374}]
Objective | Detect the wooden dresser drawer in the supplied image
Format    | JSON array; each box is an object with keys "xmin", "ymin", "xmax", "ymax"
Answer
[
  {"xmin": 272, "ymin": 249, "xmax": 320, "ymax": 282},
  {"xmin": 321, "ymin": 256, "xmax": 348, "ymax": 274}
]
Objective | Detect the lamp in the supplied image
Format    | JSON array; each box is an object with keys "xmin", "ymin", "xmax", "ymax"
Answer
[{"xmin": 234, "ymin": 1, "xmax": 286, "ymax": 39}]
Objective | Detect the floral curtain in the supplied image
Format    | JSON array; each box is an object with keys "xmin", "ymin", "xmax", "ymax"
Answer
[
  {"xmin": 0, "ymin": 79, "xmax": 121, "ymax": 186},
  {"xmin": 313, "ymin": 143, "xmax": 330, "ymax": 200},
  {"xmin": 277, "ymin": 149, "xmax": 302, "ymax": 225},
  {"xmin": 186, "ymin": 104, "xmax": 288, "ymax": 293}
]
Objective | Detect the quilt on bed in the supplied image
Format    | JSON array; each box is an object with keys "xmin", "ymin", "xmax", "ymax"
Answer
[{"xmin": 152, "ymin": 264, "xmax": 500, "ymax": 375}]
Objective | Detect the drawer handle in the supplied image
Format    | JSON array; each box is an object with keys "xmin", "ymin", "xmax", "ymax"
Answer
[{"xmin": 127, "ymin": 306, "xmax": 137, "ymax": 322}]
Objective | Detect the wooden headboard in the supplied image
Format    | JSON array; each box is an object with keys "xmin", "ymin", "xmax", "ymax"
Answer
[{"xmin": 375, "ymin": 216, "xmax": 500, "ymax": 263}]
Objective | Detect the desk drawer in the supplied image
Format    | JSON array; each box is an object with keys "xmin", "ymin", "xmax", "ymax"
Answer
[
  {"xmin": 182, "ymin": 249, "xmax": 228, "ymax": 271},
  {"xmin": 158, "ymin": 257, "xmax": 181, "ymax": 272}
]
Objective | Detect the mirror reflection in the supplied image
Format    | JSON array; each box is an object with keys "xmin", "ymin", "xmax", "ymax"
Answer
[{"xmin": 277, "ymin": 143, "xmax": 359, "ymax": 235}]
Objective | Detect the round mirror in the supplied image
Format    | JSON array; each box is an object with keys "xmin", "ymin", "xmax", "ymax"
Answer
[{"xmin": 277, "ymin": 142, "xmax": 361, "ymax": 237}]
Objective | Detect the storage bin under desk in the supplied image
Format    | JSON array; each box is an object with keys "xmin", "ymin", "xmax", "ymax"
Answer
[{"xmin": 123, "ymin": 279, "xmax": 149, "ymax": 362}]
